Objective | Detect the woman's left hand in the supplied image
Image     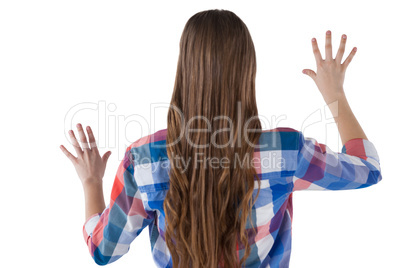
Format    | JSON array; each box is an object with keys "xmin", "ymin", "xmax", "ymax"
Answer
[{"xmin": 60, "ymin": 123, "xmax": 112, "ymax": 185}]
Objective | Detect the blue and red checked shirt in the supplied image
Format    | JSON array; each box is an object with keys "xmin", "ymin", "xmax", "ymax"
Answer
[{"xmin": 83, "ymin": 127, "xmax": 382, "ymax": 268}]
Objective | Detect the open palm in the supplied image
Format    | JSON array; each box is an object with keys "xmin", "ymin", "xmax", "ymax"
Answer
[{"xmin": 60, "ymin": 123, "xmax": 111, "ymax": 185}]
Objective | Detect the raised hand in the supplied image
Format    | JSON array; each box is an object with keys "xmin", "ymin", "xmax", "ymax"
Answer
[
  {"xmin": 302, "ymin": 30, "xmax": 357, "ymax": 103},
  {"xmin": 60, "ymin": 124, "xmax": 112, "ymax": 185}
]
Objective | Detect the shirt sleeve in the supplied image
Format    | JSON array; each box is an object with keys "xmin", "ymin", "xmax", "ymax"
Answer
[
  {"xmin": 292, "ymin": 131, "xmax": 382, "ymax": 191},
  {"xmin": 82, "ymin": 146, "xmax": 155, "ymax": 265}
]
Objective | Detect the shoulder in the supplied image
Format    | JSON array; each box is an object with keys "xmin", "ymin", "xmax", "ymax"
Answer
[
  {"xmin": 125, "ymin": 127, "xmax": 166, "ymax": 152},
  {"xmin": 127, "ymin": 128, "xmax": 168, "ymax": 164},
  {"xmin": 253, "ymin": 127, "xmax": 302, "ymax": 178},
  {"xmin": 127, "ymin": 128, "xmax": 168, "ymax": 150},
  {"xmin": 258, "ymin": 127, "xmax": 301, "ymax": 151},
  {"xmin": 126, "ymin": 129, "xmax": 170, "ymax": 192}
]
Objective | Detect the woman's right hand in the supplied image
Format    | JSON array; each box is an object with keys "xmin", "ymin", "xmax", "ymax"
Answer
[{"xmin": 302, "ymin": 30, "xmax": 357, "ymax": 103}]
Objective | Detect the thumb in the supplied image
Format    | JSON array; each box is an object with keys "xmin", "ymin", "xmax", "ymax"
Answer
[
  {"xmin": 302, "ymin": 69, "xmax": 317, "ymax": 80},
  {"xmin": 102, "ymin": 151, "xmax": 112, "ymax": 164}
]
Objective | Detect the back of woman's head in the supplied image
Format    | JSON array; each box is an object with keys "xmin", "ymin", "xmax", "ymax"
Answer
[{"xmin": 164, "ymin": 9, "xmax": 262, "ymax": 268}]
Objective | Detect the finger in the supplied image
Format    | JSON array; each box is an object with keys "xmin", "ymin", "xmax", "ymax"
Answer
[
  {"xmin": 68, "ymin": 130, "xmax": 83, "ymax": 155},
  {"xmin": 325, "ymin": 30, "xmax": 332, "ymax": 60},
  {"xmin": 335, "ymin": 34, "xmax": 347, "ymax": 64},
  {"xmin": 302, "ymin": 69, "xmax": 317, "ymax": 81},
  {"xmin": 102, "ymin": 151, "xmax": 112, "ymax": 165},
  {"xmin": 311, "ymin": 38, "xmax": 323, "ymax": 64},
  {"xmin": 86, "ymin": 126, "xmax": 99, "ymax": 153},
  {"xmin": 60, "ymin": 145, "xmax": 77, "ymax": 163},
  {"xmin": 76, "ymin": 123, "xmax": 90, "ymax": 150},
  {"xmin": 342, "ymin": 47, "xmax": 357, "ymax": 69}
]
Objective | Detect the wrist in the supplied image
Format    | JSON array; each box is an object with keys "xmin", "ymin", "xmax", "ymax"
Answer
[
  {"xmin": 82, "ymin": 178, "xmax": 103, "ymax": 189},
  {"xmin": 323, "ymin": 91, "xmax": 347, "ymax": 104}
]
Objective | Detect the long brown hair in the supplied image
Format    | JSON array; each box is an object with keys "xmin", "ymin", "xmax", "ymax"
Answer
[{"xmin": 163, "ymin": 9, "xmax": 262, "ymax": 268}]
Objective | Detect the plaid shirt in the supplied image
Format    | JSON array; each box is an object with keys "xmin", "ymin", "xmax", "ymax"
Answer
[{"xmin": 83, "ymin": 127, "xmax": 382, "ymax": 268}]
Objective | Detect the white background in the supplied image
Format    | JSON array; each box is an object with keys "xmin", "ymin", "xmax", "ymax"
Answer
[{"xmin": 1, "ymin": 0, "xmax": 400, "ymax": 267}]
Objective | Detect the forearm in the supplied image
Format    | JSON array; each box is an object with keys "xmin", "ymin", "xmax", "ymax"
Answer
[
  {"xmin": 326, "ymin": 91, "xmax": 367, "ymax": 145},
  {"xmin": 82, "ymin": 181, "xmax": 106, "ymax": 221}
]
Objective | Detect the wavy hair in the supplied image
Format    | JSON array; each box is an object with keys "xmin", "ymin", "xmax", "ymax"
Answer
[{"xmin": 163, "ymin": 9, "xmax": 262, "ymax": 268}]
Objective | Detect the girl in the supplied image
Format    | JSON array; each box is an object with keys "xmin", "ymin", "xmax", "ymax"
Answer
[{"xmin": 60, "ymin": 9, "xmax": 382, "ymax": 268}]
